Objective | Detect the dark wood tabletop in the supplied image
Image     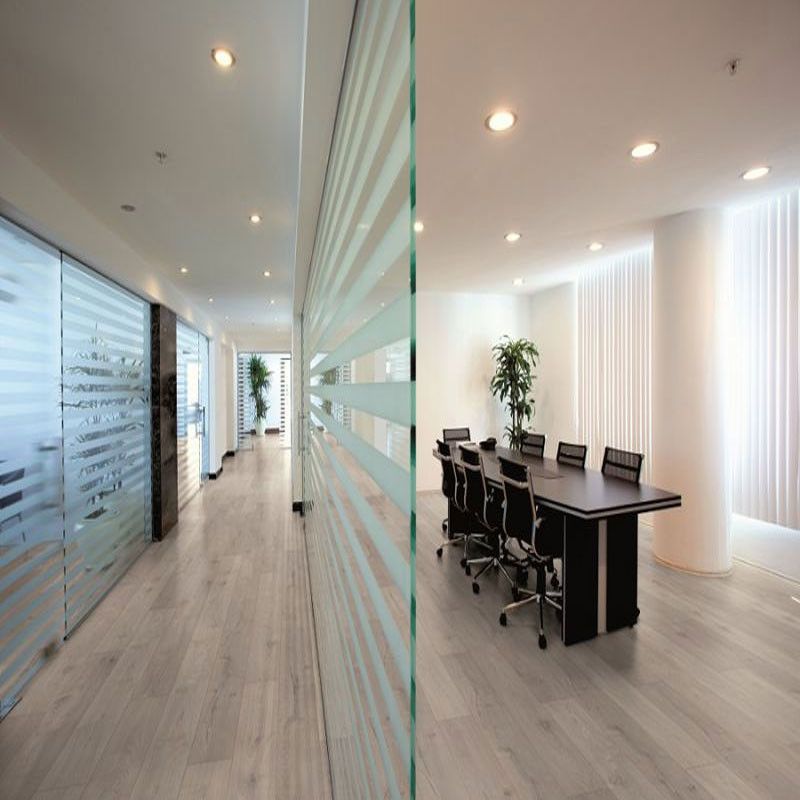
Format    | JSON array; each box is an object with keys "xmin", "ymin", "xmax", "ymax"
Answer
[{"xmin": 453, "ymin": 444, "xmax": 681, "ymax": 520}]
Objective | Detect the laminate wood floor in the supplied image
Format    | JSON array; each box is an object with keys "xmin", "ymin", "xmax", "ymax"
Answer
[
  {"xmin": 415, "ymin": 491, "xmax": 800, "ymax": 800},
  {"xmin": 0, "ymin": 436, "xmax": 331, "ymax": 800}
]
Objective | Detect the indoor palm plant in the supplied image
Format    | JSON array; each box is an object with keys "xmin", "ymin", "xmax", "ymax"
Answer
[
  {"xmin": 490, "ymin": 336, "xmax": 539, "ymax": 450},
  {"xmin": 248, "ymin": 355, "xmax": 272, "ymax": 435}
]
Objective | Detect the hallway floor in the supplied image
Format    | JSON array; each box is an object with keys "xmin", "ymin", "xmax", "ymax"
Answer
[{"xmin": 0, "ymin": 436, "xmax": 331, "ymax": 800}]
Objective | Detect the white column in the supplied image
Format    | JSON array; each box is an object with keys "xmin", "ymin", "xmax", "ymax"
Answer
[{"xmin": 652, "ymin": 210, "xmax": 731, "ymax": 574}]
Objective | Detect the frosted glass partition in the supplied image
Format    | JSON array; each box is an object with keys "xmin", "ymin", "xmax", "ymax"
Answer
[
  {"xmin": 176, "ymin": 321, "xmax": 208, "ymax": 507},
  {"xmin": 61, "ymin": 258, "xmax": 151, "ymax": 633},
  {"xmin": 0, "ymin": 219, "xmax": 63, "ymax": 717},
  {"xmin": 301, "ymin": 0, "xmax": 416, "ymax": 797}
]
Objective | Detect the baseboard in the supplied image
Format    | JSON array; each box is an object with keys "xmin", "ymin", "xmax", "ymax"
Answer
[
  {"xmin": 223, "ymin": 450, "xmax": 235, "ymax": 459},
  {"xmin": 292, "ymin": 500, "xmax": 304, "ymax": 515},
  {"xmin": 208, "ymin": 466, "xmax": 223, "ymax": 480}
]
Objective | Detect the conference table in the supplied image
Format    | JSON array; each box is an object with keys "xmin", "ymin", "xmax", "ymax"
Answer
[{"xmin": 447, "ymin": 445, "xmax": 682, "ymax": 645}]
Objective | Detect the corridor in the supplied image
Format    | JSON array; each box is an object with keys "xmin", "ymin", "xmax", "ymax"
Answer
[{"xmin": 0, "ymin": 437, "xmax": 330, "ymax": 800}]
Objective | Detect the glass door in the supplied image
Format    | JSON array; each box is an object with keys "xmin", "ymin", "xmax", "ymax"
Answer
[
  {"xmin": 0, "ymin": 218, "xmax": 63, "ymax": 718},
  {"xmin": 177, "ymin": 321, "xmax": 209, "ymax": 508}
]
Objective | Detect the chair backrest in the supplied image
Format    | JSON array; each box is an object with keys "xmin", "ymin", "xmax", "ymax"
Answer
[
  {"xmin": 520, "ymin": 431, "xmax": 546, "ymax": 458},
  {"xmin": 602, "ymin": 446, "xmax": 644, "ymax": 484},
  {"xmin": 443, "ymin": 427, "xmax": 470, "ymax": 444},
  {"xmin": 458, "ymin": 445, "xmax": 486, "ymax": 519},
  {"xmin": 557, "ymin": 441, "xmax": 587, "ymax": 468},
  {"xmin": 434, "ymin": 439, "xmax": 458, "ymax": 501},
  {"xmin": 498, "ymin": 456, "xmax": 535, "ymax": 545}
]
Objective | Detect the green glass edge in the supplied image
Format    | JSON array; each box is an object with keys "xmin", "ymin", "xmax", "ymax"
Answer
[{"xmin": 408, "ymin": 0, "xmax": 417, "ymax": 797}]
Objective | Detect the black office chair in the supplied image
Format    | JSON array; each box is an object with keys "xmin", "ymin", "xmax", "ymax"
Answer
[
  {"xmin": 556, "ymin": 441, "xmax": 587, "ymax": 468},
  {"xmin": 433, "ymin": 440, "xmax": 465, "ymax": 559},
  {"xmin": 440, "ymin": 427, "xmax": 471, "ymax": 532},
  {"xmin": 459, "ymin": 447, "xmax": 513, "ymax": 595},
  {"xmin": 496, "ymin": 456, "xmax": 562, "ymax": 649},
  {"xmin": 443, "ymin": 427, "xmax": 470, "ymax": 444},
  {"xmin": 602, "ymin": 446, "xmax": 644, "ymax": 483},
  {"xmin": 520, "ymin": 431, "xmax": 546, "ymax": 458}
]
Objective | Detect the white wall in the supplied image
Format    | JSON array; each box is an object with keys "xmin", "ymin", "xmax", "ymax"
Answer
[
  {"xmin": 416, "ymin": 291, "xmax": 531, "ymax": 491},
  {"xmin": 528, "ymin": 283, "xmax": 578, "ymax": 449},
  {"xmin": 209, "ymin": 340, "xmax": 236, "ymax": 474}
]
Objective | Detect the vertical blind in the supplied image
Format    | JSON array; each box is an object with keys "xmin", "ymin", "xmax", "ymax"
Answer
[
  {"xmin": 577, "ymin": 248, "xmax": 653, "ymax": 481},
  {"xmin": 730, "ymin": 189, "xmax": 800, "ymax": 529},
  {"xmin": 0, "ymin": 217, "xmax": 153, "ymax": 716},
  {"xmin": 301, "ymin": 0, "xmax": 416, "ymax": 797},
  {"xmin": 61, "ymin": 258, "xmax": 151, "ymax": 633}
]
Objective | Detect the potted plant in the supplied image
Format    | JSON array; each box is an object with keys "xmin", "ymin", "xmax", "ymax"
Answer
[
  {"xmin": 490, "ymin": 336, "xmax": 539, "ymax": 450},
  {"xmin": 247, "ymin": 355, "xmax": 272, "ymax": 435}
]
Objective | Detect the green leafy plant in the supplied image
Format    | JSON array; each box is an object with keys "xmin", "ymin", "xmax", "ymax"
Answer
[
  {"xmin": 320, "ymin": 367, "xmax": 337, "ymax": 417},
  {"xmin": 490, "ymin": 336, "xmax": 539, "ymax": 450},
  {"xmin": 247, "ymin": 355, "xmax": 272, "ymax": 426}
]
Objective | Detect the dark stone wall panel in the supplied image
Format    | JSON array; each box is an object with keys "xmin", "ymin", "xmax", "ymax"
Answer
[{"xmin": 151, "ymin": 305, "xmax": 178, "ymax": 540}]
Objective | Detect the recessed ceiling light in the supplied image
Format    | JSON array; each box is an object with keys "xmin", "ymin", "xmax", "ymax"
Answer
[
  {"xmin": 588, "ymin": 241, "xmax": 604, "ymax": 252},
  {"xmin": 211, "ymin": 48, "xmax": 236, "ymax": 68},
  {"xmin": 630, "ymin": 141, "xmax": 659, "ymax": 159},
  {"xmin": 120, "ymin": 204, "xmax": 136, "ymax": 212},
  {"xmin": 270, "ymin": 299, "xmax": 275, "ymax": 305},
  {"xmin": 741, "ymin": 165, "xmax": 770, "ymax": 181},
  {"xmin": 380, "ymin": 302, "xmax": 385, "ymax": 308},
  {"xmin": 504, "ymin": 231, "xmax": 521, "ymax": 243},
  {"xmin": 485, "ymin": 110, "xmax": 517, "ymax": 132},
  {"xmin": 513, "ymin": 277, "xmax": 524, "ymax": 286},
  {"xmin": 263, "ymin": 270, "xmax": 271, "ymax": 277},
  {"xmin": 414, "ymin": 220, "xmax": 424, "ymax": 233},
  {"xmin": 249, "ymin": 213, "xmax": 262, "ymax": 224},
  {"xmin": 179, "ymin": 266, "xmax": 189, "ymax": 274},
  {"xmin": 208, "ymin": 297, "xmax": 214, "ymax": 303}
]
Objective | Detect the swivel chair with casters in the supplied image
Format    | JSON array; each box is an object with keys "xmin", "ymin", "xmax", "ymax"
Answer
[
  {"xmin": 440, "ymin": 427, "xmax": 471, "ymax": 533},
  {"xmin": 459, "ymin": 447, "xmax": 514, "ymax": 595},
  {"xmin": 520, "ymin": 431, "xmax": 546, "ymax": 458},
  {"xmin": 432, "ymin": 440, "xmax": 467, "ymax": 559},
  {"xmin": 496, "ymin": 456, "xmax": 562, "ymax": 649}
]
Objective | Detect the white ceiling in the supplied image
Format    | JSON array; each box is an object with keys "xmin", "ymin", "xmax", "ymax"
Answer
[
  {"xmin": 416, "ymin": 0, "xmax": 800, "ymax": 294},
  {"xmin": 0, "ymin": 0, "xmax": 312, "ymax": 343}
]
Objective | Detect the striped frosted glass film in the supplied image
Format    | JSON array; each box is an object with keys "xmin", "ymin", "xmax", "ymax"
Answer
[
  {"xmin": 62, "ymin": 258, "xmax": 151, "ymax": 633},
  {"xmin": 301, "ymin": 0, "xmax": 416, "ymax": 797},
  {"xmin": 730, "ymin": 190, "xmax": 800, "ymax": 528},
  {"xmin": 177, "ymin": 321, "xmax": 208, "ymax": 507},
  {"xmin": 0, "ymin": 219, "xmax": 63, "ymax": 718},
  {"xmin": 577, "ymin": 248, "xmax": 653, "ymax": 481}
]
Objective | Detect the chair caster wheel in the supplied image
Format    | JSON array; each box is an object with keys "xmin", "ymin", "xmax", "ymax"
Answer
[
  {"xmin": 538, "ymin": 634, "xmax": 547, "ymax": 650},
  {"xmin": 511, "ymin": 586, "xmax": 520, "ymax": 602},
  {"xmin": 499, "ymin": 612, "xmax": 507, "ymax": 627},
  {"xmin": 436, "ymin": 547, "xmax": 443, "ymax": 558},
  {"xmin": 556, "ymin": 609, "xmax": 563, "ymax": 623},
  {"xmin": 550, "ymin": 574, "xmax": 560, "ymax": 589},
  {"xmin": 465, "ymin": 564, "xmax": 471, "ymax": 576},
  {"xmin": 459, "ymin": 558, "xmax": 467, "ymax": 568},
  {"xmin": 472, "ymin": 581, "xmax": 480, "ymax": 595}
]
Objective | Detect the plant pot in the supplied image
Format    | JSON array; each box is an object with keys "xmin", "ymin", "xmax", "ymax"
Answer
[{"xmin": 254, "ymin": 418, "xmax": 266, "ymax": 436}]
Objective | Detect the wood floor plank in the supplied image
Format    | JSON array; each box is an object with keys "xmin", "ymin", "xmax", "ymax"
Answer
[{"xmin": 0, "ymin": 437, "xmax": 331, "ymax": 800}]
